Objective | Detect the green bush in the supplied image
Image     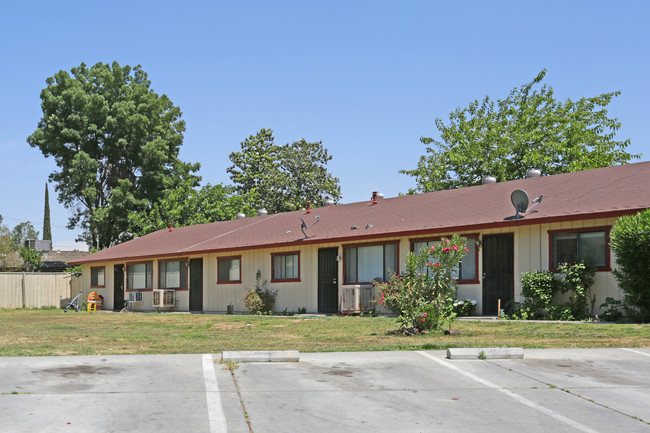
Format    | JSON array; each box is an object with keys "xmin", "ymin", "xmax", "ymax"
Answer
[
  {"xmin": 243, "ymin": 289, "xmax": 264, "ymax": 314},
  {"xmin": 376, "ymin": 235, "xmax": 468, "ymax": 332},
  {"xmin": 243, "ymin": 270, "xmax": 277, "ymax": 315},
  {"xmin": 610, "ymin": 209, "xmax": 650, "ymax": 322},
  {"xmin": 452, "ymin": 299, "xmax": 477, "ymax": 317},
  {"xmin": 557, "ymin": 261, "xmax": 595, "ymax": 320},
  {"xmin": 599, "ymin": 297, "xmax": 624, "ymax": 322},
  {"xmin": 513, "ymin": 261, "xmax": 595, "ymax": 321},
  {"xmin": 520, "ymin": 270, "xmax": 561, "ymax": 318}
]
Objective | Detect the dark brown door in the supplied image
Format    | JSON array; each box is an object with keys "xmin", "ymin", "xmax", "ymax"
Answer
[
  {"xmin": 318, "ymin": 248, "xmax": 339, "ymax": 313},
  {"xmin": 482, "ymin": 234, "xmax": 514, "ymax": 315},
  {"xmin": 113, "ymin": 264, "xmax": 124, "ymax": 311},
  {"xmin": 189, "ymin": 258, "xmax": 203, "ymax": 312}
]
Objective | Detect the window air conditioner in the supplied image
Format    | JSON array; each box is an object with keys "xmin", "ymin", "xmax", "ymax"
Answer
[
  {"xmin": 128, "ymin": 291, "xmax": 143, "ymax": 303},
  {"xmin": 153, "ymin": 289, "xmax": 175, "ymax": 308}
]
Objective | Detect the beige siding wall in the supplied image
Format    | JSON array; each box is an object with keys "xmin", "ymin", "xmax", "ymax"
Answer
[
  {"xmin": 77, "ymin": 217, "xmax": 622, "ymax": 315},
  {"xmin": 0, "ymin": 272, "xmax": 75, "ymax": 308}
]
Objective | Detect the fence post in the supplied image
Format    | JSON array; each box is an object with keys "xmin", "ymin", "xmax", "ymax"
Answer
[{"xmin": 22, "ymin": 272, "xmax": 26, "ymax": 309}]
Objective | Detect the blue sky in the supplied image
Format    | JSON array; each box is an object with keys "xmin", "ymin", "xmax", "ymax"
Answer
[{"xmin": 1, "ymin": 1, "xmax": 648, "ymax": 250}]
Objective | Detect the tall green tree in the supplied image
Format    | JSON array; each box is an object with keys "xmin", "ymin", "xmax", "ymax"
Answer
[
  {"xmin": 0, "ymin": 216, "xmax": 13, "ymax": 271},
  {"xmin": 128, "ymin": 180, "xmax": 256, "ymax": 236},
  {"xmin": 610, "ymin": 210, "xmax": 650, "ymax": 322},
  {"xmin": 11, "ymin": 222, "xmax": 39, "ymax": 250},
  {"xmin": 227, "ymin": 129, "xmax": 341, "ymax": 213},
  {"xmin": 401, "ymin": 70, "xmax": 640, "ymax": 193},
  {"xmin": 43, "ymin": 183, "xmax": 52, "ymax": 243},
  {"xmin": 19, "ymin": 247, "xmax": 42, "ymax": 272},
  {"xmin": 27, "ymin": 61, "xmax": 200, "ymax": 249}
]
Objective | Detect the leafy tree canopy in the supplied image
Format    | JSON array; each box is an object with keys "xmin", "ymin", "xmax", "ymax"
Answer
[
  {"xmin": 0, "ymin": 217, "xmax": 12, "ymax": 270},
  {"xmin": 401, "ymin": 70, "xmax": 640, "ymax": 193},
  {"xmin": 19, "ymin": 247, "xmax": 42, "ymax": 272},
  {"xmin": 27, "ymin": 61, "xmax": 200, "ymax": 249},
  {"xmin": 11, "ymin": 221, "xmax": 39, "ymax": 250},
  {"xmin": 227, "ymin": 128, "xmax": 341, "ymax": 213},
  {"xmin": 128, "ymin": 179, "xmax": 256, "ymax": 237}
]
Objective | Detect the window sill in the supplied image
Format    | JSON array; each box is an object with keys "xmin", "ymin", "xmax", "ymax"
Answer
[
  {"xmin": 457, "ymin": 279, "xmax": 480, "ymax": 285},
  {"xmin": 551, "ymin": 267, "xmax": 611, "ymax": 273},
  {"xmin": 271, "ymin": 279, "xmax": 301, "ymax": 283},
  {"xmin": 217, "ymin": 281, "xmax": 242, "ymax": 285}
]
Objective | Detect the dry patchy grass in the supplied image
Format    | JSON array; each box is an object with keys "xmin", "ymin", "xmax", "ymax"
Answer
[{"xmin": 0, "ymin": 309, "xmax": 648, "ymax": 357}]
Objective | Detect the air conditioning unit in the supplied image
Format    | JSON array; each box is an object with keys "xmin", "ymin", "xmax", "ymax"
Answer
[
  {"xmin": 128, "ymin": 291, "xmax": 143, "ymax": 303},
  {"xmin": 341, "ymin": 286, "xmax": 374, "ymax": 314},
  {"xmin": 341, "ymin": 287, "xmax": 361, "ymax": 314},
  {"xmin": 153, "ymin": 289, "xmax": 175, "ymax": 309}
]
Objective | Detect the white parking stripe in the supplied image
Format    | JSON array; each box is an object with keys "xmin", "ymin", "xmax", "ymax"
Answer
[
  {"xmin": 621, "ymin": 348, "xmax": 650, "ymax": 358},
  {"xmin": 417, "ymin": 351, "xmax": 600, "ymax": 433},
  {"xmin": 202, "ymin": 354, "xmax": 228, "ymax": 433}
]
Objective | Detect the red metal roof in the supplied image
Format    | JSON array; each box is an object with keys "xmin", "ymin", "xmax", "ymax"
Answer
[{"xmin": 71, "ymin": 162, "xmax": 650, "ymax": 265}]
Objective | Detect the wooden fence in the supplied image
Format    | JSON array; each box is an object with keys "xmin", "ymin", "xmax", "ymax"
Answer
[{"xmin": 0, "ymin": 272, "xmax": 83, "ymax": 309}]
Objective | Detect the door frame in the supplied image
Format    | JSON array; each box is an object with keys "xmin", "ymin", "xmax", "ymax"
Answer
[
  {"xmin": 189, "ymin": 258, "xmax": 203, "ymax": 312},
  {"xmin": 481, "ymin": 233, "xmax": 514, "ymax": 315},
  {"xmin": 318, "ymin": 247, "xmax": 339, "ymax": 313},
  {"xmin": 113, "ymin": 264, "xmax": 125, "ymax": 311}
]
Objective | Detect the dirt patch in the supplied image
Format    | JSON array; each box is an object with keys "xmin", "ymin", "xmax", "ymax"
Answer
[{"xmin": 210, "ymin": 322, "xmax": 250, "ymax": 330}]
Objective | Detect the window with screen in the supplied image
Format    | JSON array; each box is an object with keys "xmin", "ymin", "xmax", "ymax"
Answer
[
  {"xmin": 218, "ymin": 257, "xmax": 241, "ymax": 283},
  {"xmin": 272, "ymin": 252, "xmax": 300, "ymax": 282},
  {"xmin": 344, "ymin": 242, "xmax": 398, "ymax": 284},
  {"xmin": 550, "ymin": 229, "xmax": 608, "ymax": 270},
  {"xmin": 159, "ymin": 260, "xmax": 188, "ymax": 289}
]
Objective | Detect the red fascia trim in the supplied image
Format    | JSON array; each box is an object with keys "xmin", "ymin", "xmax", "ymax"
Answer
[
  {"xmin": 67, "ymin": 208, "xmax": 645, "ymax": 266},
  {"xmin": 157, "ymin": 257, "xmax": 190, "ymax": 262},
  {"xmin": 342, "ymin": 240, "xmax": 400, "ymax": 285},
  {"xmin": 217, "ymin": 255, "xmax": 242, "ymax": 284},
  {"xmin": 271, "ymin": 251, "xmax": 301, "ymax": 283},
  {"xmin": 547, "ymin": 226, "xmax": 612, "ymax": 272},
  {"xmin": 90, "ymin": 266, "xmax": 106, "ymax": 288}
]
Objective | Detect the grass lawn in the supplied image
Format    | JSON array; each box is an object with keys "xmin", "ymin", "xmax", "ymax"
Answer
[{"xmin": 0, "ymin": 309, "xmax": 648, "ymax": 357}]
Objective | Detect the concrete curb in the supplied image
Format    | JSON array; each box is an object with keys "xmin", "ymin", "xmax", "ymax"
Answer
[
  {"xmin": 222, "ymin": 350, "xmax": 300, "ymax": 362},
  {"xmin": 446, "ymin": 347, "xmax": 524, "ymax": 360}
]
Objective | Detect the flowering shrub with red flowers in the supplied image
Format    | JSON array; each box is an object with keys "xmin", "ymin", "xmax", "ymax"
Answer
[{"xmin": 376, "ymin": 235, "xmax": 468, "ymax": 332}]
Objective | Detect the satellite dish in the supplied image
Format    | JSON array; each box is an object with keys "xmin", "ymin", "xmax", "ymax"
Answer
[
  {"xmin": 511, "ymin": 190, "xmax": 529, "ymax": 216},
  {"xmin": 298, "ymin": 214, "xmax": 320, "ymax": 239},
  {"xmin": 510, "ymin": 189, "xmax": 543, "ymax": 219}
]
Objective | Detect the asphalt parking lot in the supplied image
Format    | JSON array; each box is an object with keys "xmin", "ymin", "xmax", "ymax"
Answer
[{"xmin": 0, "ymin": 348, "xmax": 648, "ymax": 432}]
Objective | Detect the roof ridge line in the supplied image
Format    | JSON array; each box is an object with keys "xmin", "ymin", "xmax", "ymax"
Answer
[{"xmin": 178, "ymin": 214, "xmax": 279, "ymax": 253}]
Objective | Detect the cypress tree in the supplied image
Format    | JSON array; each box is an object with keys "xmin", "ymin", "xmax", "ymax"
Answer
[{"xmin": 43, "ymin": 183, "xmax": 52, "ymax": 242}]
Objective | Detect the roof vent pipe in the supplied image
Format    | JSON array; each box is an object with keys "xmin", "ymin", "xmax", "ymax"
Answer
[
  {"xmin": 306, "ymin": 200, "xmax": 311, "ymax": 214},
  {"xmin": 236, "ymin": 213, "xmax": 246, "ymax": 219},
  {"xmin": 324, "ymin": 198, "xmax": 334, "ymax": 207},
  {"xmin": 482, "ymin": 176, "xmax": 497, "ymax": 184},
  {"xmin": 526, "ymin": 168, "xmax": 542, "ymax": 178},
  {"xmin": 167, "ymin": 223, "xmax": 173, "ymax": 232},
  {"xmin": 257, "ymin": 208, "xmax": 268, "ymax": 216},
  {"xmin": 371, "ymin": 191, "xmax": 378, "ymax": 205}
]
